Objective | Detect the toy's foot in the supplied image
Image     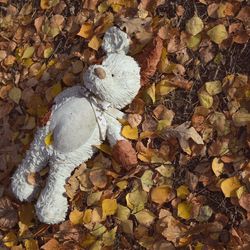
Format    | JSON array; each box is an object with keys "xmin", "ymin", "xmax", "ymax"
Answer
[
  {"xmin": 11, "ymin": 168, "xmax": 39, "ymax": 202},
  {"xmin": 35, "ymin": 194, "xmax": 68, "ymax": 224}
]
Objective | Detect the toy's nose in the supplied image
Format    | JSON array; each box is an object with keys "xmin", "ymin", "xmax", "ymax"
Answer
[{"xmin": 94, "ymin": 67, "xmax": 106, "ymax": 79}]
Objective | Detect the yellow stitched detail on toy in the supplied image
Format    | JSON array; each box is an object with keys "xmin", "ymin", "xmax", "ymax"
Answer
[{"xmin": 44, "ymin": 132, "xmax": 53, "ymax": 146}]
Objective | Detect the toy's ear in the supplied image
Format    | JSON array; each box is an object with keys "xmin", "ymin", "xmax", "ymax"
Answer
[{"xmin": 102, "ymin": 26, "xmax": 130, "ymax": 55}]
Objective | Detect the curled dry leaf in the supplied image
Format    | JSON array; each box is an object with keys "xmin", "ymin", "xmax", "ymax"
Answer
[
  {"xmin": 0, "ymin": 197, "xmax": 18, "ymax": 229},
  {"xmin": 135, "ymin": 36, "xmax": 163, "ymax": 86},
  {"xmin": 112, "ymin": 140, "xmax": 138, "ymax": 170},
  {"xmin": 161, "ymin": 122, "xmax": 204, "ymax": 155}
]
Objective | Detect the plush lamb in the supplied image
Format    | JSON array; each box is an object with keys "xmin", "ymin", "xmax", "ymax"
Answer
[{"xmin": 11, "ymin": 27, "xmax": 140, "ymax": 224}]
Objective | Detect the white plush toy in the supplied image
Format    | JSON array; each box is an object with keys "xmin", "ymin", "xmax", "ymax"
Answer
[{"xmin": 11, "ymin": 27, "xmax": 140, "ymax": 224}]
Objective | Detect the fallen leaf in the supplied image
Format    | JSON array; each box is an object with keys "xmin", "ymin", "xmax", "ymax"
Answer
[
  {"xmin": 212, "ymin": 157, "xmax": 224, "ymax": 177},
  {"xmin": 220, "ymin": 176, "xmax": 241, "ymax": 197},
  {"xmin": 88, "ymin": 35, "xmax": 102, "ymax": 51},
  {"xmin": 196, "ymin": 205, "xmax": 213, "ymax": 222},
  {"xmin": 77, "ymin": 23, "xmax": 93, "ymax": 38},
  {"xmin": 136, "ymin": 36, "xmax": 163, "ymax": 86},
  {"xmin": 198, "ymin": 89, "xmax": 213, "ymax": 108},
  {"xmin": 207, "ymin": 24, "xmax": 228, "ymax": 44},
  {"xmin": 161, "ymin": 122, "xmax": 204, "ymax": 155},
  {"xmin": 151, "ymin": 185, "xmax": 172, "ymax": 204},
  {"xmin": 0, "ymin": 197, "xmax": 18, "ymax": 229},
  {"xmin": 22, "ymin": 46, "xmax": 35, "ymax": 59},
  {"xmin": 89, "ymin": 169, "xmax": 107, "ymax": 189},
  {"xmin": 24, "ymin": 239, "xmax": 39, "ymax": 250},
  {"xmin": 126, "ymin": 189, "xmax": 147, "ymax": 213},
  {"xmin": 205, "ymin": 80, "xmax": 222, "ymax": 95},
  {"xmin": 177, "ymin": 185, "xmax": 189, "ymax": 199},
  {"xmin": 186, "ymin": 15, "xmax": 204, "ymax": 36},
  {"xmin": 116, "ymin": 204, "xmax": 130, "ymax": 221},
  {"xmin": 87, "ymin": 191, "xmax": 102, "ymax": 206},
  {"xmin": 177, "ymin": 202, "xmax": 192, "ymax": 220},
  {"xmin": 40, "ymin": 0, "xmax": 59, "ymax": 10},
  {"xmin": 8, "ymin": 87, "xmax": 22, "ymax": 104},
  {"xmin": 239, "ymin": 193, "xmax": 250, "ymax": 212},
  {"xmin": 145, "ymin": 83, "xmax": 156, "ymax": 103},
  {"xmin": 141, "ymin": 170, "xmax": 154, "ymax": 192},
  {"xmin": 134, "ymin": 209, "xmax": 155, "ymax": 227},
  {"xmin": 3, "ymin": 231, "xmax": 17, "ymax": 248},
  {"xmin": 69, "ymin": 209, "xmax": 84, "ymax": 225},
  {"xmin": 127, "ymin": 114, "xmax": 142, "ymax": 128},
  {"xmin": 102, "ymin": 199, "xmax": 117, "ymax": 218},
  {"xmin": 121, "ymin": 125, "xmax": 138, "ymax": 140},
  {"xmin": 44, "ymin": 132, "xmax": 53, "ymax": 146},
  {"xmin": 41, "ymin": 239, "xmax": 60, "ymax": 250}
]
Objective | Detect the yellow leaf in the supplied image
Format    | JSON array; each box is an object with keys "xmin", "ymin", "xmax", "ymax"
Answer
[
  {"xmin": 212, "ymin": 157, "xmax": 224, "ymax": 177},
  {"xmin": 80, "ymin": 234, "xmax": 96, "ymax": 248},
  {"xmin": 19, "ymin": 203, "xmax": 35, "ymax": 235},
  {"xmin": 98, "ymin": 2, "xmax": 109, "ymax": 13},
  {"xmin": 102, "ymin": 199, "xmax": 117, "ymax": 218},
  {"xmin": 24, "ymin": 239, "xmax": 39, "ymax": 250},
  {"xmin": 121, "ymin": 125, "xmax": 138, "ymax": 140},
  {"xmin": 177, "ymin": 185, "xmax": 190, "ymax": 199},
  {"xmin": 83, "ymin": 209, "xmax": 92, "ymax": 224},
  {"xmin": 22, "ymin": 46, "xmax": 35, "ymax": 59},
  {"xmin": 221, "ymin": 176, "xmax": 241, "ymax": 197},
  {"xmin": 43, "ymin": 47, "xmax": 53, "ymax": 58},
  {"xmin": 102, "ymin": 227, "xmax": 117, "ymax": 247},
  {"xmin": 186, "ymin": 15, "xmax": 204, "ymax": 36},
  {"xmin": 156, "ymin": 79, "xmax": 176, "ymax": 97},
  {"xmin": 134, "ymin": 209, "xmax": 155, "ymax": 227},
  {"xmin": 77, "ymin": 23, "xmax": 93, "ymax": 38},
  {"xmin": 69, "ymin": 209, "xmax": 84, "ymax": 225},
  {"xmin": 8, "ymin": 87, "xmax": 22, "ymax": 104},
  {"xmin": 198, "ymin": 89, "xmax": 213, "ymax": 108},
  {"xmin": 3, "ymin": 232, "xmax": 17, "ymax": 248},
  {"xmin": 141, "ymin": 170, "xmax": 153, "ymax": 192},
  {"xmin": 205, "ymin": 81, "xmax": 222, "ymax": 95},
  {"xmin": 145, "ymin": 83, "xmax": 155, "ymax": 103},
  {"xmin": 126, "ymin": 189, "xmax": 147, "ymax": 213},
  {"xmin": 88, "ymin": 35, "xmax": 102, "ymax": 51},
  {"xmin": 94, "ymin": 143, "xmax": 112, "ymax": 155},
  {"xmin": 116, "ymin": 204, "xmax": 130, "ymax": 221},
  {"xmin": 236, "ymin": 186, "xmax": 247, "ymax": 199},
  {"xmin": 45, "ymin": 82, "xmax": 62, "ymax": 102},
  {"xmin": 177, "ymin": 202, "xmax": 192, "ymax": 220},
  {"xmin": 187, "ymin": 34, "xmax": 201, "ymax": 50},
  {"xmin": 44, "ymin": 132, "xmax": 53, "ymax": 146},
  {"xmin": 40, "ymin": 0, "xmax": 59, "ymax": 10},
  {"xmin": 151, "ymin": 185, "xmax": 171, "ymax": 204},
  {"xmin": 116, "ymin": 180, "xmax": 128, "ymax": 190},
  {"xmin": 194, "ymin": 242, "xmax": 204, "ymax": 250},
  {"xmin": 207, "ymin": 24, "xmax": 228, "ymax": 44}
]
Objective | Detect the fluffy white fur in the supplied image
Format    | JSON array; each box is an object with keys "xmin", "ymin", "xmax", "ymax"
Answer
[{"xmin": 11, "ymin": 27, "xmax": 140, "ymax": 224}]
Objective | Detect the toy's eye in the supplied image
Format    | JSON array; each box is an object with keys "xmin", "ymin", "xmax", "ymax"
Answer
[{"xmin": 112, "ymin": 74, "xmax": 114, "ymax": 77}]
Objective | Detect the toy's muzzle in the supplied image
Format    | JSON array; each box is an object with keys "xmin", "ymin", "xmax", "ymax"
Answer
[{"xmin": 94, "ymin": 67, "xmax": 106, "ymax": 79}]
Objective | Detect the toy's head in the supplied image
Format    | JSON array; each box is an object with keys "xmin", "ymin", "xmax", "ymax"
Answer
[{"xmin": 83, "ymin": 27, "xmax": 141, "ymax": 109}]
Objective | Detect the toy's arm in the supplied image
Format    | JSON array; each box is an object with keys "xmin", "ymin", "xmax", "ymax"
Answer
[{"xmin": 104, "ymin": 110, "xmax": 137, "ymax": 169}]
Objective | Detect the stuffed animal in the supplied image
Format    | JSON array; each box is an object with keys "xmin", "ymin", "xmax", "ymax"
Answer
[{"xmin": 11, "ymin": 27, "xmax": 140, "ymax": 224}]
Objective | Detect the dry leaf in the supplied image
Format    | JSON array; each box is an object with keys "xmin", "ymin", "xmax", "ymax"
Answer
[
  {"xmin": 8, "ymin": 87, "xmax": 22, "ymax": 104},
  {"xmin": 77, "ymin": 23, "xmax": 93, "ymax": 38},
  {"xmin": 212, "ymin": 157, "xmax": 224, "ymax": 177},
  {"xmin": 239, "ymin": 194, "xmax": 250, "ymax": 212},
  {"xmin": 24, "ymin": 239, "xmax": 39, "ymax": 250},
  {"xmin": 186, "ymin": 15, "xmax": 204, "ymax": 36},
  {"xmin": 112, "ymin": 140, "xmax": 137, "ymax": 169},
  {"xmin": 102, "ymin": 199, "xmax": 117, "ymax": 218},
  {"xmin": 134, "ymin": 209, "xmax": 155, "ymax": 227},
  {"xmin": 89, "ymin": 169, "xmax": 108, "ymax": 189},
  {"xmin": 220, "ymin": 177, "xmax": 241, "ymax": 197},
  {"xmin": 177, "ymin": 202, "xmax": 192, "ymax": 220},
  {"xmin": 207, "ymin": 24, "xmax": 228, "ymax": 44},
  {"xmin": 136, "ymin": 36, "xmax": 163, "ymax": 86},
  {"xmin": 41, "ymin": 239, "xmax": 60, "ymax": 250},
  {"xmin": 161, "ymin": 122, "xmax": 204, "ymax": 155},
  {"xmin": 0, "ymin": 197, "xmax": 18, "ymax": 229},
  {"xmin": 198, "ymin": 89, "xmax": 213, "ymax": 108},
  {"xmin": 205, "ymin": 80, "xmax": 222, "ymax": 95},
  {"xmin": 121, "ymin": 125, "xmax": 138, "ymax": 140},
  {"xmin": 151, "ymin": 186, "xmax": 172, "ymax": 204},
  {"xmin": 69, "ymin": 209, "xmax": 84, "ymax": 225}
]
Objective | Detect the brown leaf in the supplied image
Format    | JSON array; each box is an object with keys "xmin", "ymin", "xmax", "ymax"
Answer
[
  {"xmin": 127, "ymin": 114, "xmax": 142, "ymax": 128},
  {"xmin": 239, "ymin": 193, "xmax": 250, "ymax": 212},
  {"xmin": 89, "ymin": 169, "xmax": 108, "ymax": 189},
  {"xmin": 0, "ymin": 197, "xmax": 18, "ymax": 229},
  {"xmin": 135, "ymin": 36, "xmax": 163, "ymax": 86},
  {"xmin": 82, "ymin": 0, "xmax": 99, "ymax": 10},
  {"xmin": 41, "ymin": 239, "xmax": 60, "ymax": 250},
  {"xmin": 112, "ymin": 140, "xmax": 137, "ymax": 170}
]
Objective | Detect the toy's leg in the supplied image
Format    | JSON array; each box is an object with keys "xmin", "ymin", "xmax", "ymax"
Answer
[
  {"xmin": 35, "ymin": 160, "xmax": 78, "ymax": 224},
  {"xmin": 11, "ymin": 127, "xmax": 49, "ymax": 201}
]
